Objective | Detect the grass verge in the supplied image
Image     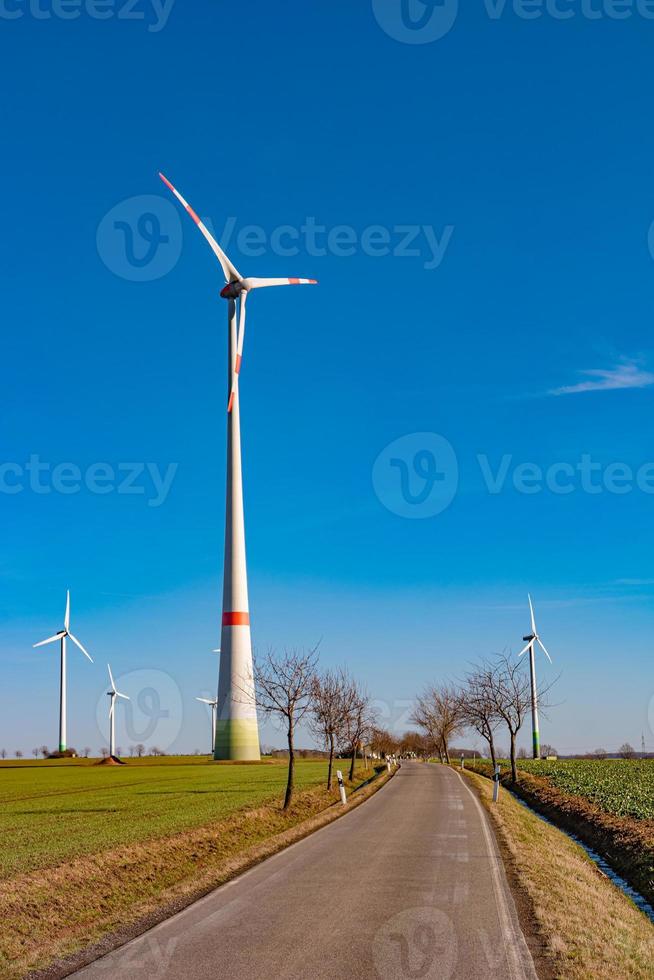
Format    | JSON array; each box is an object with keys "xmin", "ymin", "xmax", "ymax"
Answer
[
  {"xmin": 460, "ymin": 768, "xmax": 654, "ymax": 979},
  {"xmin": 469, "ymin": 761, "xmax": 654, "ymax": 910}
]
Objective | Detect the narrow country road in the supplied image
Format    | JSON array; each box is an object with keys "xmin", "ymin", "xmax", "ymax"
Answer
[{"xmin": 74, "ymin": 763, "xmax": 538, "ymax": 980}]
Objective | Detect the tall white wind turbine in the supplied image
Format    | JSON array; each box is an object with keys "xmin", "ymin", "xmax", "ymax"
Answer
[
  {"xmin": 107, "ymin": 664, "xmax": 130, "ymax": 760},
  {"xmin": 159, "ymin": 172, "xmax": 317, "ymax": 761},
  {"xmin": 518, "ymin": 594, "xmax": 552, "ymax": 759},
  {"xmin": 196, "ymin": 696, "xmax": 218, "ymax": 754},
  {"xmin": 33, "ymin": 591, "xmax": 93, "ymax": 754}
]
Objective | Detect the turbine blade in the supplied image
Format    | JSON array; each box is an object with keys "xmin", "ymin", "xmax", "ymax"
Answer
[
  {"xmin": 108, "ymin": 663, "xmax": 116, "ymax": 692},
  {"xmin": 65, "ymin": 590, "xmax": 70, "ymax": 631},
  {"xmin": 227, "ymin": 291, "xmax": 247, "ymax": 414},
  {"xmin": 243, "ymin": 277, "xmax": 317, "ymax": 289},
  {"xmin": 33, "ymin": 632, "xmax": 65, "ymax": 648},
  {"xmin": 109, "ymin": 697, "xmax": 115, "ymax": 720},
  {"xmin": 537, "ymin": 637, "xmax": 553, "ymax": 663},
  {"xmin": 196, "ymin": 697, "xmax": 214, "ymax": 705},
  {"xmin": 158, "ymin": 173, "xmax": 242, "ymax": 283},
  {"xmin": 517, "ymin": 641, "xmax": 533, "ymax": 658},
  {"xmin": 67, "ymin": 631, "xmax": 93, "ymax": 663},
  {"xmin": 528, "ymin": 593, "xmax": 537, "ymax": 634},
  {"xmin": 117, "ymin": 691, "xmax": 130, "ymax": 700}
]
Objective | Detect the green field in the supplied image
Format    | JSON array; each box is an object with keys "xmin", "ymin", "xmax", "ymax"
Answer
[
  {"xmin": 0, "ymin": 756, "xmax": 350, "ymax": 880},
  {"xmin": 510, "ymin": 759, "xmax": 654, "ymax": 821}
]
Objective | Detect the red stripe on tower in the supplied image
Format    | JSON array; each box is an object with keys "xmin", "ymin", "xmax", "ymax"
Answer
[{"xmin": 222, "ymin": 611, "xmax": 250, "ymax": 626}]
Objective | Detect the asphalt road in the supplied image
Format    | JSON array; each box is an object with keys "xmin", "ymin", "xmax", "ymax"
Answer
[{"xmin": 74, "ymin": 763, "xmax": 538, "ymax": 980}]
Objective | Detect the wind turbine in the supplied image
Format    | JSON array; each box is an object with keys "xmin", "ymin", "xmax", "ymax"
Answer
[
  {"xmin": 196, "ymin": 696, "xmax": 218, "ymax": 754},
  {"xmin": 518, "ymin": 594, "xmax": 552, "ymax": 759},
  {"xmin": 159, "ymin": 172, "xmax": 317, "ymax": 761},
  {"xmin": 107, "ymin": 664, "xmax": 130, "ymax": 760},
  {"xmin": 33, "ymin": 591, "xmax": 93, "ymax": 754}
]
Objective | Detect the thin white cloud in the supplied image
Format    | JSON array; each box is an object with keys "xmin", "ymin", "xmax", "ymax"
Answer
[
  {"xmin": 549, "ymin": 359, "xmax": 654, "ymax": 396},
  {"xmin": 614, "ymin": 578, "xmax": 654, "ymax": 587}
]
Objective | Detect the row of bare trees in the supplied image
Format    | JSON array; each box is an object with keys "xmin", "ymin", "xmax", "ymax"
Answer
[
  {"xmin": 412, "ymin": 654, "xmax": 555, "ymax": 781},
  {"xmin": 254, "ymin": 648, "xmax": 380, "ymax": 810}
]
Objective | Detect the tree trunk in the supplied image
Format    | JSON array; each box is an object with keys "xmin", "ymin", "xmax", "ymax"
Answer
[
  {"xmin": 327, "ymin": 733, "xmax": 334, "ymax": 790},
  {"xmin": 283, "ymin": 720, "xmax": 295, "ymax": 809},
  {"xmin": 484, "ymin": 732, "xmax": 497, "ymax": 769},
  {"xmin": 349, "ymin": 741, "xmax": 357, "ymax": 781},
  {"xmin": 444, "ymin": 740, "xmax": 451, "ymax": 766},
  {"xmin": 509, "ymin": 731, "xmax": 517, "ymax": 783}
]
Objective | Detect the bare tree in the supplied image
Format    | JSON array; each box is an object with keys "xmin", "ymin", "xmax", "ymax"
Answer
[
  {"xmin": 0, "ymin": 749, "xmax": 6, "ymax": 760},
  {"xmin": 310, "ymin": 667, "xmax": 349, "ymax": 790},
  {"xmin": 83, "ymin": 746, "xmax": 91, "ymax": 759},
  {"xmin": 32, "ymin": 748, "xmax": 39, "ymax": 759},
  {"xmin": 15, "ymin": 750, "xmax": 22, "ymax": 759},
  {"xmin": 459, "ymin": 665, "xmax": 501, "ymax": 768},
  {"xmin": 412, "ymin": 684, "xmax": 464, "ymax": 765},
  {"xmin": 254, "ymin": 647, "xmax": 319, "ymax": 809},
  {"xmin": 619, "ymin": 742, "xmax": 636, "ymax": 759},
  {"xmin": 479, "ymin": 656, "xmax": 535, "ymax": 782},
  {"xmin": 341, "ymin": 676, "xmax": 373, "ymax": 781},
  {"xmin": 101, "ymin": 747, "xmax": 109, "ymax": 758},
  {"xmin": 135, "ymin": 743, "xmax": 145, "ymax": 758},
  {"xmin": 40, "ymin": 745, "xmax": 49, "ymax": 759},
  {"xmin": 593, "ymin": 747, "xmax": 607, "ymax": 760},
  {"xmin": 369, "ymin": 726, "xmax": 397, "ymax": 759},
  {"xmin": 540, "ymin": 743, "xmax": 557, "ymax": 758}
]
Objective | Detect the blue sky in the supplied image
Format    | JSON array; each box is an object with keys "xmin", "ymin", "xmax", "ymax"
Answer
[{"xmin": 1, "ymin": 1, "xmax": 654, "ymax": 756}]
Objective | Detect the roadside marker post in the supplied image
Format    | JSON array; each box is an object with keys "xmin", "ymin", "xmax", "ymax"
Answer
[
  {"xmin": 386, "ymin": 760, "xmax": 391, "ymax": 773},
  {"xmin": 336, "ymin": 770, "xmax": 347, "ymax": 806},
  {"xmin": 492, "ymin": 764, "xmax": 501, "ymax": 803},
  {"xmin": 460, "ymin": 754, "xmax": 465, "ymax": 770}
]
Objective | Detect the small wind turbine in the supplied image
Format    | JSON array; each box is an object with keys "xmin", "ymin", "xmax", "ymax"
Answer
[
  {"xmin": 196, "ymin": 696, "xmax": 218, "ymax": 754},
  {"xmin": 33, "ymin": 591, "xmax": 93, "ymax": 754},
  {"xmin": 107, "ymin": 664, "xmax": 130, "ymax": 760},
  {"xmin": 518, "ymin": 594, "xmax": 552, "ymax": 760}
]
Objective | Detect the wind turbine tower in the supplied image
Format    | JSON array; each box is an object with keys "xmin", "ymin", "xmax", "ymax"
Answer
[
  {"xmin": 518, "ymin": 594, "xmax": 552, "ymax": 760},
  {"xmin": 159, "ymin": 173, "xmax": 317, "ymax": 760}
]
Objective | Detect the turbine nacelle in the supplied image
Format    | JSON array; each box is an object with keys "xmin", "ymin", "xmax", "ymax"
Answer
[{"xmin": 220, "ymin": 282, "xmax": 242, "ymax": 299}]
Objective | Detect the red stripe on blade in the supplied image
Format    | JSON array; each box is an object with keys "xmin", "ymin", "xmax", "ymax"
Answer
[
  {"xmin": 222, "ymin": 611, "xmax": 250, "ymax": 626},
  {"xmin": 289, "ymin": 278, "xmax": 299, "ymax": 284},
  {"xmin": 186, "ymin": 206, "xmax": 201, "ymax": 226},
  {"xmin": 235, "ymin": 355, "xmax": 242, "ymax": 374}
]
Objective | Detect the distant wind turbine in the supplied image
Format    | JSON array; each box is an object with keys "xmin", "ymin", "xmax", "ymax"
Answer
[
  {"xmin": 196, "ymin": 696, "xmax": 218, "ymax": 754},
  {"xmin": 107, "ymin": 664, "xmax": 130, "ymax": 760},
  {"xmin": 159, "ymin": 172, "xmax": 317, "ymax": 761},
  {"xmin": 518, "ymin": 594, "xmax": 552, "ymax": 759},
  {"xmin": 33, "ymin": 591, "xmax": 93, "ymax": 754}
]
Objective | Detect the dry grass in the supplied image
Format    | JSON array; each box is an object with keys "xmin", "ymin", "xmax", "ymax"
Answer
[
  {"xmin": 2, "ymin": 767, "xmax": 388, "ymax": 980},
  {"xmin": 463, "ymin": 769, "xmax": 654, "ymax": 979}
]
